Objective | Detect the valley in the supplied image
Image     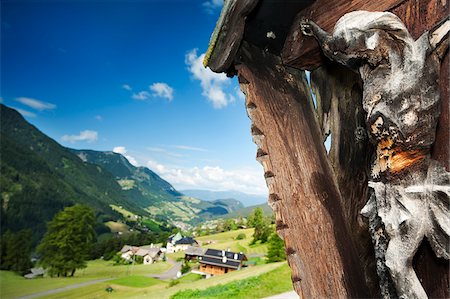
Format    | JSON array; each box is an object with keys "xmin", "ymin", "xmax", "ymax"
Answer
[
  {"xmin": 0, "ymin": 229, "xmax": 292, "ymax": 299},
  {"xmin": 0, "ymin": 104, "xmax": 268, "ymax": 241}
]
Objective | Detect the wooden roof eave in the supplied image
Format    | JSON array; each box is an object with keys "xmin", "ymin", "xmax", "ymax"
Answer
[{"xmin": 204, "ymin": 0, "xmax": 260, "ymax": 74}]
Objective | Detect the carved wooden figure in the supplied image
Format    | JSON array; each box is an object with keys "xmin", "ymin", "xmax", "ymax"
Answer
[{"xmin": 301, "ymin": 11, "xmax": 449, "ymax": 299}]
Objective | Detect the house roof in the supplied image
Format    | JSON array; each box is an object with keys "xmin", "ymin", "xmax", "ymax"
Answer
[
  {"xmin": 168, "ymin": 232, "xmax": 183, "ymax": 243},
  {"xmin": 120, "ymin": 245, "xmax": 140, "ymax": 254},
  {"xmin": 135, "ymin": 248, "xmax": 161, "ymax": 258},
  {"xmin": 140, "ymin": 245, "xmax": 159, "ymax": 250},
  {"xmin": 175, "ymin": 237, "xmax": 198, "ymax": 245},
  {"xmin": 199, "ymin": 249, "xmax": 247, "ymax": 269},
  {"xmin": 185, "ymin": 246, "xmax": 206, "ymax": 256},
  {"xmin": 168, "ymin": 233, "xmax": 198, "ymax": 245}
]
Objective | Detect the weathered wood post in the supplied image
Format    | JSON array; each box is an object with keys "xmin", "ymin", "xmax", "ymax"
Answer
[{"xmin": 205, "ymin": 0, "xmax": 449, "ymax": 297}]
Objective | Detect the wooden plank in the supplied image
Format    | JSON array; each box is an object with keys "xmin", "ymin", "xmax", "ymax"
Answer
[
  {"xmin": 237, "ymin": 42, "xmax": 369, "ymax": 298},
  {"xmin": 204, "ymin": 0, "xmax": 259, "ymax": 73},
  {"xmin": 281, "ymin": 0, "xmax": 406, "ymax": 70},
  {"xmin": 310, "ymin": 63, "xmax": 380, "ymax": 296}
]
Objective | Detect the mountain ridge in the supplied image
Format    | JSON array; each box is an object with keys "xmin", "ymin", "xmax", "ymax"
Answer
[{"xmin": 0, "ymin": 104, "xmax": 245, "ymax": 240}]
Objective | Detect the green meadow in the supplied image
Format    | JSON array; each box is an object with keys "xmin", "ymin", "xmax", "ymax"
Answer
[{"xmin": 0, "ymin": 228, "xmax": 291, "ymax": 299}]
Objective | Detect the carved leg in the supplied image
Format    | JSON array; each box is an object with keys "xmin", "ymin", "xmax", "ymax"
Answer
[{"xmin": 385, "ymin": 226, "xmax": 427, "ymax": 299}]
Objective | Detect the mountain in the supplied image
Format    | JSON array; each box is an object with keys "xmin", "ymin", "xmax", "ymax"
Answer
[
  {"xmin": 180, "ymin": 189, "xmax": 267, "ymax": 207},
  {"xmin": 71, "ymin": 150, "xmax": 245, "ymax": 226},
  {"xmin": 70, "ymin": 149, "xmax": 182, "ymax": 207},
  {"xmin": 0, "ymin": 104, "xmax": 147, "ymax": 243},
  {"xmin": 0, "ymin": 104, "xmax": 249, "ymax": 240}
]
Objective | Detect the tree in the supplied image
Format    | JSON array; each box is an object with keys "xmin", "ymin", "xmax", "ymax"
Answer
[
  {"xmin": 248, "ymin": 207, "xmax": 271, "ymax": 244},
  {"xmin": 0, "ymin": 229, "xmax": 33, "ymax": 274},
  {"xmin": 266, "ymin": 233, "xmax": 286, "ymax": 263},
  {"xmin": 37, "ymin": 204, "xmax": 95, "ymax": 277},
  {"xmin": 247, "ymin": 207, "xmax": 264, "ymax": 228},
  {"xmin": 222, "ymin": 219, "xmax": 237, "ymax": 231},
  {"xmin": 252, "ymin": 218, "xmax": 272, "ymax": 244}
]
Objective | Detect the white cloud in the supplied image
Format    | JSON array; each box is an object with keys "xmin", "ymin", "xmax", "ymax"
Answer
[
  {"xmin": 147, "ymin": 160, "xmax": 167, "ymax": 174},
  {"xmin": 113, "ymin": 146, "xmax": 138, "ymax": 167},
  {"xmin": 95, "ymin": 115, "xmax": 103, "ymax": 121},
  {"xmin": 185, "ymin": 49, "xmax": 235, "ymax": 109},
  {"xmin": 147, "ymin": 147, "xmax": 166, "ymax": 153},
  {"xmin": 122, "ymin": 84, "xmax": 132, "ymax": 91},
  {"xmin": 132, "ymin": 91, "xmax": 151, "ymax": 101},
  {"xmin": 146, "ymin": 160, "xmax": 267, "ymax": 195},
  {"xmin": 174, "ymin": 145, "xmax": 208, "ymax": 152},
  {"xmin": 202, "ymin": 0, "xmax": 223, "ymax": 14},
  {"xmin": 13, "ymin": 107, "xmax": 37, "ymax": 118},
  {"xmin": 150, "ymin": 82, "xmax": 174, "ymax": 101},
  {"xmin": 61, "ymin": 130, "xmax": 98, "ymax": 143},
  {"xmin": 16, "ymin": 97, "xmax": 56, "ymax": 111}
]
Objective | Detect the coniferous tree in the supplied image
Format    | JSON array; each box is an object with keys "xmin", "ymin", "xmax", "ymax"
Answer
[
  {"xmin": 0, "ymin": 230, "xmax": 33, "ymax": 274},
  {"xmin": 37, "ymin": 204, "xmax": 95, "ymax": 277},
  {"xmin": 249, "ymin": 207, "xmax": 271, "ymax": 244},
  {"xmin": 247, "ymin": 207, "xmax": 264, "ymax": 228},
  {"xmin": 266, "ymin": 232, "xmax": 286, "ymax": 263},
  {"xmin": 252, "ymin": 218, "xmax": 272, "ymax": 244}
]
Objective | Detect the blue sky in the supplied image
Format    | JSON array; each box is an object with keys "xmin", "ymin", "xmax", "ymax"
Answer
[{"xmin": 1, "ymin": 0, "xmax": 267, "ymax": 195}]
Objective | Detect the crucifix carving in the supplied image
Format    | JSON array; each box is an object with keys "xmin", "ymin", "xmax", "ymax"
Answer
[{"xmin": 301, "ymin": 11, "xmax": 449, "ymax": 298}]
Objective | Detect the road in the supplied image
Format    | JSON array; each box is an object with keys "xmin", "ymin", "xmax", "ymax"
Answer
[
  {"xmin": 16, "ymin": 258, "xmax": 181, "ymax": 299},
  {"xmin": 263, "ymin": 291, "xmax": 299, "ymax": 299},
  {"xmin": 16, "ymin": 278, "xmax": 113, "ymax": 299},
  {"xmin": 148, "ymin": 258, "xmax": 181, "ymax": 280}
]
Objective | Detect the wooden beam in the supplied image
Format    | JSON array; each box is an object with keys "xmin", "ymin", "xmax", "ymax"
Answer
[
  {"xmin": 237, "ymin": 42, "xmax": 369, "ymax": 298},
  {"xmin": 310, "ymin": 63, "xmax": 380, "ymax": 296},
  {"xmin": 204, "ymin": 0, "xmax": 259, "ymax": 73},
  {"xmin": 281, "ymin": 0, "xmax": 405, "ymax": 70}
]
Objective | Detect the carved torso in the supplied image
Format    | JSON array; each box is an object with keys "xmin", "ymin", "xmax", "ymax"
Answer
[{"xmin": 362, "ymin": 39, "xmax": 441, "ymax": 178}]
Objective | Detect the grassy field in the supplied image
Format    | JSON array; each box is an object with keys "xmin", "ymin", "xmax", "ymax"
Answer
[
  {"xmin": 1, "ymin": 228, "xmax": 285, "ymax": 299},
  {"xmin": 0, "ymin": 260, "xmax": 171, "ymax": 299},
  {"xmin": 109, "ymin": 276, "xmax": 161, "ymax": 288},
  {"xmin": 196, "ymin": 228, "xmax": 268, "ymax": 255},
  {"xmin": 39, "ymin": 262, "xmax": 288, "ymax": 299},
  {"xmin": 171, "ymin": 263, "xmax": 293, "ymax": 299},
  {"xmin": 110, "ymin": 204, "xmax": 138, "ymax": 221},
  {"xmin": 105, "ymin": 221, "xmax": 130, "ymax": 233}
]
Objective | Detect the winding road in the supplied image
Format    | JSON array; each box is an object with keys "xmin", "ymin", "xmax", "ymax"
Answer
[{"xmin": 148, "ymin": 258, "xmax": 181, "ymax": 280}]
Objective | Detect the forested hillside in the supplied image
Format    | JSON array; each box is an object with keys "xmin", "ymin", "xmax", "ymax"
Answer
[
  {"xmin": 0, "ymin": 104, "xmax": 246, "ymax": 243},
  {"xmin": 0, "ymin": 104, "xmax": 148, "ymax": 243}
]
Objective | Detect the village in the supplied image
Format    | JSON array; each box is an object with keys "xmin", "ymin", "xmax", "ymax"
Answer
[
  {"xmin": 2, "ymin": 225, "xmax": 291, "ymax": 299},
  {"xmin": 119, "ymin": 232, "xmax": 248, "ymax": 278}
]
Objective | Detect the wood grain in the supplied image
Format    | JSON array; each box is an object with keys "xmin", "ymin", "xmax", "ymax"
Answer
[
  {"xmin": 310, "ymin": 63, "xmax": 380, "ymax": 296},
  {"xmin": 205, "ymin": 0, "xmax": 259, "ymax": 73},
  {"xmin": 237, "ymin": 43, "xmax": 369, "ymax": 298}
]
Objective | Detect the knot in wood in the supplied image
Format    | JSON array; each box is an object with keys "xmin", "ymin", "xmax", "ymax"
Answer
[{"xmin": 354, "ymin": 126, "xmax": 367, "ymax": 143}]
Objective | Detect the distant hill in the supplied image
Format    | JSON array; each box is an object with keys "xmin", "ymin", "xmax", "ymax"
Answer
[
  {"xmin": 71, "ymin": 150, "xmax": 245, "ymax": 226},
  {"xmin": 222, "ymin": 203, "xmax": 273, "ymax": 219},
  {"xmin": 0, "ymin": 104, "xmax": 147, "ymax": 243},
  {"xmin": 181, "ymin": 189, "xmax": 267, "ymax": 207},
  {"xmin": 0, "ymin": 104, "xmax": 245, "ymax": 242},
  {"xmin": 71, "ymin": 149, "xmax": 182, "ymax": 207}
]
